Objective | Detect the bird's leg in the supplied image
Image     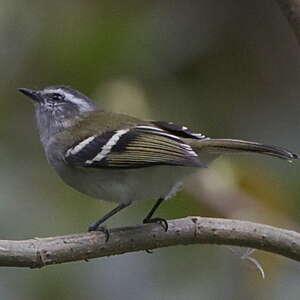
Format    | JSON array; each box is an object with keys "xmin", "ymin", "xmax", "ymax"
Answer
[
  {"xmin": 88, "ymin": 202, "xmax": 130, "ymax": 241},
  {"xmin": 143, "ymin": 197, "xmax": 168, "ymax": 231}
]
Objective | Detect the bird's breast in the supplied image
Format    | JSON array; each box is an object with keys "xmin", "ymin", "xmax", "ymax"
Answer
[{"xmin": 53, "ymin": 161, "xmax": 197, "ymax": 204}]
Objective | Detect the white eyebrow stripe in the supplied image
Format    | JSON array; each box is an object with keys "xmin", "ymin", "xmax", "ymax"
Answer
[
  {"xmin": 44, "ymin": 88, "xmax": 92, "ymax": 111},
  {"xmin": 66, "ymin": 135, "xmax": 96, "ymax": 157},
  {"xmin": 86, "ymin": 129, "xmax": 130, "ymax": 164},
  {"xmin": 44, "ymin": 88, "xmax": 66, "ymax": 96},
  {"xmin": 66, "ymin": 94, "xmax": 91, "ymax": 111}
]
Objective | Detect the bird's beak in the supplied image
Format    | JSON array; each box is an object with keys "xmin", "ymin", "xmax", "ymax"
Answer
[{"xmin": 18, "ymin": 88, "xmax": 42, "ymax": 103}]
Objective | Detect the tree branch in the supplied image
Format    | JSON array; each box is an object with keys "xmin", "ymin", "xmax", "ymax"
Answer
[
  {"xmin": 0, "ymin": 217, "xmax": 299, "ymax": 268},
  {"xmin": 276, "ymin": 0, "xmax": 300, "ymax": 43}
]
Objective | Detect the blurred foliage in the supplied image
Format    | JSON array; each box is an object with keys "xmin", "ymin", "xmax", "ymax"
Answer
[{"xmin": 0, "ymin": 0, "xmax": 300, "ymax": 299}]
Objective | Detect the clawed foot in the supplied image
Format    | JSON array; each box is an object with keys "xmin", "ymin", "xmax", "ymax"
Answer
[
  {"xmin": 143, "ymin": 217, "xmax": 168, "ymax": 253},
  {"xmin": 143, "ymin": 217, "xmax": 168, "ymax": 231},
  {"xmin": 88, "ymin": 225, "xmax": 110, "ymax": 242},
  {"xmin": 145, "ymin": 249, "xmax": 153, "ymax": 254}
]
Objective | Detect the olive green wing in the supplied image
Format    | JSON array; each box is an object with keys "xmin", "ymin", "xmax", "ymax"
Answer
[{"xmin": 65, "ymin": 125, "xmax": 203, "ymax": 169}]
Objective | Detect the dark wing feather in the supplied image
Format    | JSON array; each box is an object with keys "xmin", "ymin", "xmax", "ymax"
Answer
[
  {"xmin": 65, "ymin": 125, "xmax": 203, "ymax": 169},
  {"xmin": 152, "ymin": 121, "xmax": 206, "ymax": 139}
]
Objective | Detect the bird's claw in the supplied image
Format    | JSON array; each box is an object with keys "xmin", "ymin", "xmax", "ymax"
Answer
[
  {"xmin": 88, "ymin": 225, "xmax": 110, "ymax": 242},
  {"xmin": 143, "ymin": 217, "xmax": 168, "ymax": 231},
  {"xmin": 145, "ymin": 249, "xmax": 153, "ymax": 254}
]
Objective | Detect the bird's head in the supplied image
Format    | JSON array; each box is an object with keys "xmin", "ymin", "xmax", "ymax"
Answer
[
  {"xmin": 19, "ymin": 85, "xmax": 96, "ymax": 118},
  {"xmin": 19, "ymin": 85, "xmax": 97, "ymax": 145}
]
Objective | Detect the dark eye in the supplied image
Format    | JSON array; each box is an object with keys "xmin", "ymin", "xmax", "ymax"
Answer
[{"xmin": 52, "ymin": 93, "xmax": 64, "ymax": 101}]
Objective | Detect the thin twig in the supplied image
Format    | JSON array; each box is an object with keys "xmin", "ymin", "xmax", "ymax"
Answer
[{"xmin": 0, "ymin": 217, "xmax": 299, "ymax": 269}]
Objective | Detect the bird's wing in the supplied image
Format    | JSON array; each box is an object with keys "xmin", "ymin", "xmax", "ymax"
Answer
[
  {"xmin": 151, "ymin": 121, "xmax": 207, "ymax": 140},
  {"xmin": 65, "ymin": 125, "xmax": 203, "ymax": 169}
]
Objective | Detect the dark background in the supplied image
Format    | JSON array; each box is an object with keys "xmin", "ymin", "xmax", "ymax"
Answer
[{"xmin": 1, "ymin": 1, "xmax": 300, "ymax": 299}]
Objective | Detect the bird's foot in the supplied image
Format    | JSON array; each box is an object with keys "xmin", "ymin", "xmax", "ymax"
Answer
[
  {"xmin": 145, "ymin": 249, "xmax": 154, "ymax": 254},
  {"xmin": 143, "ymin": 217, "xmax": 168, "ymax": 231},
  {"xmin": 88, "ymin": 225, "xmax": 110, "ymax": 242}
]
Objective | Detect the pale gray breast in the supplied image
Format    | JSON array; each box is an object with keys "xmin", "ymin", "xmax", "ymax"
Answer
[{"xmin": 52, "ymin": 159, "xmax": 197, "ymax": 204}]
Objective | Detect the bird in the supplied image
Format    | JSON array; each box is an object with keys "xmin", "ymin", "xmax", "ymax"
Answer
[{"xmin": 19, "ymin": 85, "xmax": 298, "ymax": 239}]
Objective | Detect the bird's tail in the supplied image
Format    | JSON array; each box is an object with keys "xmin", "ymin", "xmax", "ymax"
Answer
[{"xmin": 189, "ymin": 138, "xmax": 298, "ymax": 161}]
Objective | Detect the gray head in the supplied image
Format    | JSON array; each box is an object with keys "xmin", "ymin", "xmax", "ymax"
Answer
[
  {"xmin": 19, "ymin": 85, "xmax": 97, "ymax": 146},
  {"xmin": 19, "ymin": 85, "xmax": 96, "ymax": 115}
]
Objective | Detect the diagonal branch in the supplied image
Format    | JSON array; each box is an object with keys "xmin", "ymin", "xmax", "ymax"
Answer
[{"xmin": 0, "ymin": 217, "xmax": 299, "ymax": 269}]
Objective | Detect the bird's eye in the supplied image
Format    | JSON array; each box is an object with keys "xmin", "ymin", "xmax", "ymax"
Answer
[{"xmin": 52, "ymin": 93, "xmax": 64, "ymax": 101}]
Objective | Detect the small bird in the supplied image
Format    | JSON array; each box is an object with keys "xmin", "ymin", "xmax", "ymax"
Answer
[{"xmin": 19, "ymin": 86, "xmax": 298, "ymax": 238}]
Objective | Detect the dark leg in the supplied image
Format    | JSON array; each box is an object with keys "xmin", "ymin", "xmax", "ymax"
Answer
[
  {"xmin": 88, "ymin": 202, "xmax": 131, "ymax": 241},
  {"xmin": 143, "ymin": 197, "xmax": 168, "ymax": 231}
]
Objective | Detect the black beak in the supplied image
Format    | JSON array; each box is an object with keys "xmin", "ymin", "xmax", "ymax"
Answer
[{"xmin": 18, "ymin": 88, "xmax": 41, "ymax": 103}]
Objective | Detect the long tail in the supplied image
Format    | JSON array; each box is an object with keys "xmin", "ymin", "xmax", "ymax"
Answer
[{"xmin": 190, "ymin": 138, "xmax": 298, "ymax": 160}]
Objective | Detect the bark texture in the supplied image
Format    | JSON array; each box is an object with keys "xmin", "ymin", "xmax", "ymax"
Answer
[{"xmin": 0, "ymin": 217, "xmax": 299, "ymax": 268}]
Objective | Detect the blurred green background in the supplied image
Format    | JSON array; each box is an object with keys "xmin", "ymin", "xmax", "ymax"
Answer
[{"xmin": 1, "ymin": 0, "xmax": 300, "ymax": 299}]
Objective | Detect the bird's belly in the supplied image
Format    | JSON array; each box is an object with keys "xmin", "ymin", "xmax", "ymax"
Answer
[{"xmin": 57, "ymin": 165, "xmax": 197, "ymax": 204}]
